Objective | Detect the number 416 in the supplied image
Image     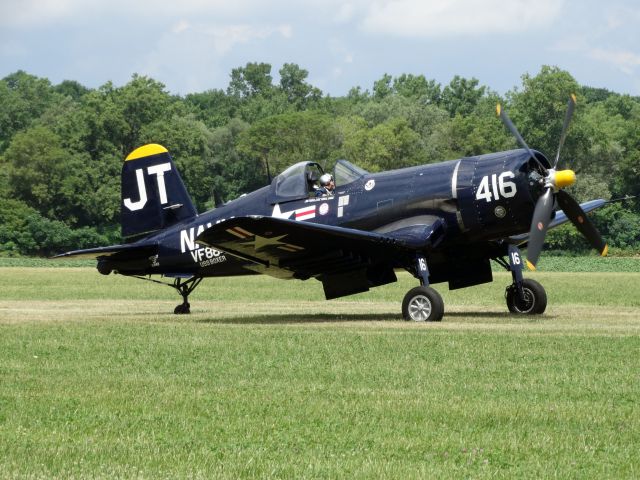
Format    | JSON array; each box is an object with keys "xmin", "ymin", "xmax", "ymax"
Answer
[{"xmin": 475, "ymin": 171, "xmax": 517, "ymax": 202}]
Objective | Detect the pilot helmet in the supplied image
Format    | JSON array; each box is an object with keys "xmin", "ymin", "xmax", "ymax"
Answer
[{"xmin": 319, "ymin": 173, "xmax": 333, "ymax": 186}]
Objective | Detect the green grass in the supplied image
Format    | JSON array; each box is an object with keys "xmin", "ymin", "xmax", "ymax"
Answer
[{"xmin": 1, "ymin": 267, "xmax": 639, "ymax": 478}]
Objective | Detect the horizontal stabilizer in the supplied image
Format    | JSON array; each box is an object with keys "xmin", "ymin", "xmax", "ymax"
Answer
[{"xmin": 52, "ymin": 242, "xmax": 157, "ymax": 261}]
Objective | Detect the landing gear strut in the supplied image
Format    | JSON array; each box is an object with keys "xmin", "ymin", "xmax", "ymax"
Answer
[
  {"xmin": 402, "ymin": 254, "xmax": 444, "ymax": 322},
  {"xmin": 172, "ymin": 276, "xmax": 203, "ymax": 314},
  {"xmin": 129, "ymin": 274, "xmax": 205, "ymax": 314},
  {"xmin": 499, "ymin": 245, "xmax": 547, "ymax": 315}
]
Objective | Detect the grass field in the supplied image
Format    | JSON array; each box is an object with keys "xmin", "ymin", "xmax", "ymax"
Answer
[{"xmin": 1, "ymin": 260, "xmax": 639, "ymax": 478}]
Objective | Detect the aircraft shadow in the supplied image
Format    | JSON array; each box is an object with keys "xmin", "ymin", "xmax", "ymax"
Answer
[
  {"xmin": 196, "ymin": 313, "xmax": 397, "ymax": 325},
  {"xmin": 195, "ymin": 311, "xmax": 552, "ymax": 325}
]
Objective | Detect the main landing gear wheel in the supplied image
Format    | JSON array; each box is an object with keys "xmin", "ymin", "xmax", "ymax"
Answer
[
  {"xmin": 402, "ymin": 286, "xmax": 444, "ymax": 322},
  {"xmin": 505, "ymin": 279, "xmax": 547, "ymax": 315}
]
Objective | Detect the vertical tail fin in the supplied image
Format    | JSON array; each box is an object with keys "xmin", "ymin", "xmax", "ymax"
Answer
[{"xmin": 121, "ymin": 144, "xmax": 197, "ymax": 241}]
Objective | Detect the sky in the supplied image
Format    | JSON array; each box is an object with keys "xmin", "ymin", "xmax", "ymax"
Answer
[{"xmin": 1, "ymin": 0, "xmax": 640, "ymax": 97}]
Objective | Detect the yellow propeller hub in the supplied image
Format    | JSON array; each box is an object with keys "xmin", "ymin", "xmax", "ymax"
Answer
[{"xmin": 552, "ymin": 169, "xmax": 576, "ymax": 189}]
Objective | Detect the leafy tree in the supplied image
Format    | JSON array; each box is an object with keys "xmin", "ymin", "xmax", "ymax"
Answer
[
  {"xmin": 278, "ymin": 63, "xmax": 322, "ymax": 109},
  {"xmin": 227, "ymin": 62, "xmax": 274, "ymax": 98},
  {"xmin": 548, "ymin": 202, "xmax": 640, "ymax": 252},
  {"xmin": 580, "ymin": 86, "xmax": 615, "ymax": 104},
  {"xmin": 0, "ymin": 199, "xmax": 113, "ymax": 256},
  {"xmin": 507, "ymin": 66, "xmax": 587, "ymax": 163},
  {"xmin": 208, "ymin": 118, "xmax": 265, "ymax": 205},
  {"xmin": 346, "ymin": 86, "xmax": 370, "ymax": 103},
  {"xmin": 237, "ymin": 111, "xmax": 340, "ymax": 175},
  {"xmin": 53, "ymin": 80, "xmax": 90, "ymax": 101},
  {"xmin": 3, "ymin": 126, "xmax": 84, "ymax": 222},
  {"xmin": 440, "ymin": 76, "xmax": 486, "ymax": 117},
  {"xmin": 373, "ymin": 73, "xmax": 393, "ymax": 100},
  {"xmin": 237, "ymin": 91, "xmax": 293, "ymax": 124},
  {"xmin": 393, "ymin": 74, "xmax": 441, "ymax": 104},
  {"xmin": 353, "ymin": 94, "xmax": 448, "ymax": 140},
  {"xmin": 0, "ymin": 71, "xmax": 58, "ymax": 152},
  {"xmin": 114, "ymin": 75, "xmax": 173, "ymax": 155},
  {"xmin": 140, "ymin": 114, "xmax": 214, "ymax": 211},
  {"xmin": 184, "ymin": 88, "xmax": 239, "ymax": 129},
  {"xmin": 338, "ymin": 116, "xmax": 426, "ymax": 171},
  {"xmin": 78, "ymin": 82, "xmax": 128, "ymax": 160}
]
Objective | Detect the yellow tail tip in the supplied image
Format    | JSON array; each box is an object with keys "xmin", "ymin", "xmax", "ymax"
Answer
[
  {"xmin": 496, "ymin": 104, "xmax": 502, "ymax": 116},
  {"xmin": 601, "ymin": 244, "xmax": 608, "ymax": 257},
  {"xmin": 125, "ymin": 144, "xmax": 168, "ymax": 161},
  {"xmin": 571, "ymin": 93, "xmax": 577, "ymax": 104},
  {"xmin": 525, "ymin": 260, "xmax": 537, "ymax": 271}
]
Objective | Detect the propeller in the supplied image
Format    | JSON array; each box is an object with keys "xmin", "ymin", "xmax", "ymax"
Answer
[{"xmin": 497, "ymin": 95, "xmax": 608, "ymax": 270}]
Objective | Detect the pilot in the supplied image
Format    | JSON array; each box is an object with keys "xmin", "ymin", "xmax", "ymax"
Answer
[{"xmin": 315, "ymin": 173, "xmax": 335, "ymax": 197}]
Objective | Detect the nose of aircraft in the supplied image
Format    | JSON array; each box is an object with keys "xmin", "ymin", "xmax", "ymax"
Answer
[{"xmin": 549, "ymin": 169, "xmax": 576, "ymax": 190}]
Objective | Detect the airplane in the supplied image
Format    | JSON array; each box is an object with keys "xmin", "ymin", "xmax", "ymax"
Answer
[{"xmin": 55, "ymin": 96, "xmax": 608, "ymax": 322}]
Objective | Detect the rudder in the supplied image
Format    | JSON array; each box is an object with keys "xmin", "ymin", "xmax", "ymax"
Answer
[{"xmin": 121, "ymin": 144, "xmax": 197, "ymax": 241}]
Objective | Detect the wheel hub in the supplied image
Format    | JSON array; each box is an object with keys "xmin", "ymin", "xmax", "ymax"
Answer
[
  {"xmin": 408, "ymin": 295, "xmax": 432, "ymax": 321},
  {"xmin": 513, "ymin": 288, "xmax": 535, "ymax": 313}
]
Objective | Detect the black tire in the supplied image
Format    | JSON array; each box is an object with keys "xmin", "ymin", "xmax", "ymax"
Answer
[
  {"xmin": 402, "ymin": 286, "xmax": 444, "ymax": 322},
  {"xmin": 174, "ymin": 302, "xmax": 191, "ymax": 314},
  {"xmin": 505, "ymin": 279, "xmax": 547, "ymax": 315}
]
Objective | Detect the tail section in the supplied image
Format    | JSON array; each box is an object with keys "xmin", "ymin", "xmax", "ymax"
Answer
[{"xmin": 121, "ymin": 144, "xmax": 197, "ymax": 241}]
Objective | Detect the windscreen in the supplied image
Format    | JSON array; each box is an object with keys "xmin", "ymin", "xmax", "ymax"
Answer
[{"xmin": 334, "ymin": 159, "xmax": 368, "ymax": 186}]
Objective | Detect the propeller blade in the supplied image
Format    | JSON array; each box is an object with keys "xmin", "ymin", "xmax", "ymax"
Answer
[
  {"xmin": 553, "ymin": 94, "xmax": 577, "ymax": 169},
  {"xmin": 496, "ymin": 104, "xmax": 540, "ymax": 166},
  {"xmin": 526, "ymin": 187, "xmax": 555, "ymax": 270},
  {"xmin": 556, "ymin": 190, "xmax": 608, "ymax": 256}
]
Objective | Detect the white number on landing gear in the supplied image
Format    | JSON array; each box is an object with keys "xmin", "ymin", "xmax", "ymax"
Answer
[
  {"xmin": 418, "ymin": 258, "xmax": 427, "ymax": 271},
  {"xmin": 475, "ymin": 171, "xmax": 517, "ymax": 202}
]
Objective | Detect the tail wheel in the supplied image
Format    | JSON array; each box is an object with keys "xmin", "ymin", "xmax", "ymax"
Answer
[
  {"xmin": 174, "ymin": 302, "xmax": 191, "ymax": 314},
  {"xmin": 505, "ymin": 279, "xmax": 547, "ymax": 315},
  {"xmin": 402, "ymin": 286, "xmax": 444, "ymax": 322}
]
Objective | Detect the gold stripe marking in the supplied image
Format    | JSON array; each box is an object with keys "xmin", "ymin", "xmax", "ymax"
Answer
[
  {"xmin": 226, "ymin": 228, "xmax": 247, "ymax": 239},
  {"xmin": 233, "ymin": 226, "xmax": 253, "ymax": 237}
]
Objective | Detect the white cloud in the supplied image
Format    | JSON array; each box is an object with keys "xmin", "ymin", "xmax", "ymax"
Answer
[
  {"xmin": 361, "ymin": 0, "xmax": 564, "ymax": 37},
  {"xmin": 137, "ymin": 22, "xmax": 293, "ymax": 92},
  {"xmin": 172, "ymin": 20, "xmax": 191, "ymax": 34},
  {"xmin": 0, "ymin": 0, "xmax": 76, "ymax": 27},
  {"xmin": 334, "ymin": 3, "xmax": 357, "ymax": 23},
  {"xmin": 199, "ymin": 24, "xmax": 293, "ymax": 54},
  {"xmin": 589, "ymin": 48, "xmax": 640, "ymax": 75},
  {"xmin": 0, "ymin": 0, "xmax": 260, "ymax": 27}
]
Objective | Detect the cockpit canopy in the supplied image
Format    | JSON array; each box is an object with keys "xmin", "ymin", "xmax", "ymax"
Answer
[
  {"xmin": 334, "ymin": 159, "xmax": 368, "ymax": 186},
  {"xmin": 269, "ymin": 159, "xmax": 368, "ymax": 204}
]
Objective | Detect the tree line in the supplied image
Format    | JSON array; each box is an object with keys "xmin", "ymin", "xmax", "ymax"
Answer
[{"xmin": 0, "ymin": 64, "xmax": 638, "ymax": 256}]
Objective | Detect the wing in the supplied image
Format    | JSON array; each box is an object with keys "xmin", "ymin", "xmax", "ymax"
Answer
[
  {"xmin": 197, "ymin": 216, "xmax": 446, "ymax": 299},
  {"xmin": 509, "ymin": 198, "xmax": 606, "ymax": 245}
]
